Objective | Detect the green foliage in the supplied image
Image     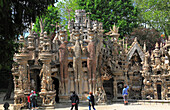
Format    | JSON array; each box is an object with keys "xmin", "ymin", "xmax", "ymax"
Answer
[
  {"xmin": 55, "ymin": 0, "xmax": 138, "ymax": 38},
  {"xmin": 33, "ymin": 5, "xmax": 60, "ymax": 34},
  {"xmin": 56, "ymin": 0, "xmax": 79, "ymax": 34},
  {"xmin": 76, "ymin": 0, "xmax": 138, "ymax": 38},
  {"xmin": 133, "ymin": 0, "xmax": 170, "ymax": 37},
  {"xmin": 0, "ymin": 0, "xmax": 55, "ymax": 91},
  {"xmin": 0, "ymin": 0, "xmax": 56, "ymax": 99},
  {"xmin": 127, "ymin": 27, "xmax": 161, "ymax": 51}
]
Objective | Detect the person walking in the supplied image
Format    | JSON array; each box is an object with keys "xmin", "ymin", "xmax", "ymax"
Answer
[
  {"xmin": 122, "ymin": 85, "xmax": 129, "ymax": 105},
  {"xmin": 87, "ymin": 92, "xmax": 96, "ymax": 110},
  {"xmin": 3, "ymin": 102, "xmax": 9, "ymax": 110},
  {"xmin": 70, "ymin": 91, "xmax": 79, "ymax": 110},
  {"xmin": 27, "ymin": 94, "xmax": 31, "ymax": 109},
  {"xmin": 30, "ymin": 90, "xmax": 38, "ymax": 109}
]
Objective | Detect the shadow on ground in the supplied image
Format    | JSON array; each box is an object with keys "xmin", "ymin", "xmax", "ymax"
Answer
[{"xmin": 0, "ymin": 92, "xmax": 14, "ymax": 105}]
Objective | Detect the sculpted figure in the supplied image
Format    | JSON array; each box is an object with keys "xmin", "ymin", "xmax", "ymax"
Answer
[
  {"xmin": 40, "ymin": 64, "xmax": 47, "ymax": 91},
  {"xmin": 110, "ymin": 23, "xmax": 119, "ymax": 34},
  {"xmin": 70, "ymin": 72, "xmax": 75, "ymax": 92},
  {"xmin": 97, "ymin": 87, "xmax": 107, "ymax": 103},
  {"xmin": 93, "ymin": 21, "xmax": 98, "ymax": 31},
  {"xmin": 39, "ymin": 64, "xmax": 45, "ymax": 78},
  {"xmin": 41, "ymin": 76, "xmax": 47, "ymax": 91},
  {"xmin": 58, "ymin": 34, "xmax": 68, "ymax": 94},
  {"xmin": 73, "ymin": 33, "xmax": 83, "ymax": 94},
  {"xmin": 87, "ymin": 31, "xmax": 96, "ymax": 92}
]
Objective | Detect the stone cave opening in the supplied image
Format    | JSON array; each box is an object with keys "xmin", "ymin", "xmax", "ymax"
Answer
[
  {"xmin": 157, "ymin": 84, "xmax": 161, "ymax": 100},
  {"xmin": 52, "ymin": 77, "xmax": 59, "ymax": 103},
  {"xmin": 36, "ymin": 74, "xmax": 41, "ymax": 92},
  {"xmin": 103, "ymin": 78, "xmax": 113, "ymax": 100}
]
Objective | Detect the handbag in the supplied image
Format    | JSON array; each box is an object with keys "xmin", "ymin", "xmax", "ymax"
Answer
[
  {"xmin": 72, "ymin": 103, "xmax": 76, "ymax": 105},
  {"xmin": 90, "ymin": 102, "xmax": 92, "ymax": 106}
]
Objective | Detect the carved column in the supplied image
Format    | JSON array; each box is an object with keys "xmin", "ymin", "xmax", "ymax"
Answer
[
  {"xmin": 39, "ymin": 31, "xmax": 56, "ymax": 106},
  {"xmin": 87, "ymin": 30, "xmax": 97, "ymax": 93},
  {"xmin": 58, "ymin": 30, "xmax": 68, "ymax": 95},
  {"xmin": 73, "ymin": 30, "xmax": 83, "ymax": 94},
  {"xmin": 14, "ymin": 35, "xmax": 31, "ymax": 108},
  {"xmin": 113, "ymin": 77, "xmax": 117, "ymax": 100}
]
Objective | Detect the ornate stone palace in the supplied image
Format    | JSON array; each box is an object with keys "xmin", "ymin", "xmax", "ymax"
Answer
[{"xmin": 12, "ymin": 10, "xmax": 170, "ymax": 109}]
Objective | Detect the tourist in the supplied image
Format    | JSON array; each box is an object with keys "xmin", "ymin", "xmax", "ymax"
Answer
[
  {"xmin": 3, "ymin": 102, "xmax": 9, "ymax": 110},
  {"xmin": 27, "ymin": 94, "xmax": 31, "ymax": 109},
  {"xmin": 87, "ymin": 92, "xmax": 96, "ymax": 110},
  {"xmin": 70, "ymin": 91, "xmax": 79, "ymax": 110},
  {"xmin": 122, "ymin": 85, "xmax": 129, "ymax": 105},
  {"xmin": 30, "ymin": 90, "xmax": 38, "ymax": 109}
]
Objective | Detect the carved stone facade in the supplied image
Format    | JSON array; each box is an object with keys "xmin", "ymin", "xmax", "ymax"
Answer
[
  {"xmin": 12, "ymin": 10, "xmax": 170, "ymax": 109},
  {"xmin": 141, "ymin": 39, "xmax": 170, "ymax": 100}
]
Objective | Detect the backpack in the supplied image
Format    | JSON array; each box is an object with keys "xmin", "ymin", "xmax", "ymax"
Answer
[{"xmin": 30, "ymin": 93, "xmax": 37, "ymax": 100}]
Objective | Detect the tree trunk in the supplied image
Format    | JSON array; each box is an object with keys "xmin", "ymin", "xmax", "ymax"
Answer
[
  {"xmin": 3, "ymin": 72, "xmax": 13, "ymax": 101},
  {"xmin": 163, "ymin": 28, "xmax": 168, "ymax": 40}
]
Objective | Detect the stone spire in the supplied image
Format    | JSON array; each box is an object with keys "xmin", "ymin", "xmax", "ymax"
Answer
[
  {"xmin": 125, "ymin": 40, "xmax": 128, "ymax": 53},
  {"xmin": 19, "ymin": 35, "xmax": 27, "ymax": 53},
  {"xmin": 154, "ymin": 42, "xmax": 160, "ymax": 66},
  {"xmin": 87, "ymin": 12, "xmax": 91, "ymax": 29},
  {"xmin": 27, "ymin": 33, "xmax": 35, "ymax": 51},
  {"xmin": 134, "ymin": 37, "xmax": 137, "ymax": 42},
  {"xmin": 111, "ymin": 23, "xmax": 119, "ymax": 34},
  {"xmin": 107, "ymin": 23, "xmax": 120, "ymax": 42},
  {"xmin": 143, "ymin": 42, "xmax": 146, "ymax": 53},
  {"xmin": 42, "ymin": 31, "xmax": 51, "ymax": 52},
  {"xmin": 19, "ymin": 35, "xmax": 24, "ymax": 44},
  {"xmin": 39, "ymin": 33, "xmax": 44, "ymax": 52}
]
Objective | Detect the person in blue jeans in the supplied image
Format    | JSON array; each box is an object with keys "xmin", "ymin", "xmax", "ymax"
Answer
[
  {"xmin": 30, "ymin": 90, "xmax": 38, "ymax": 109},
  {"xmin": 87, "ymin": 92, "xmax": 96, "ymax": 110},
  {"xmin": 122, "ymin": 85, "xmax": 129, "ymax": 105}
]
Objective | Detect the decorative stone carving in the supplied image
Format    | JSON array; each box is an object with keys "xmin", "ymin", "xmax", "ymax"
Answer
[
  {"xmin": 87, "ymin": 30, "xmax": 96, "ymax": 93},
  {"xmin": 72, "ymin": 30, "xmax": 83, "ymax": 94},
  {"xmin": 96, "ymin": 87, "xmax": 107, "ymax": 104},
  {"xmin": 12, "ymin": 9, "xmax": 170, "ymax": 109},
  {"xmin": 58, "ymin": 31, "xmax": 68, "ymax": 94}
]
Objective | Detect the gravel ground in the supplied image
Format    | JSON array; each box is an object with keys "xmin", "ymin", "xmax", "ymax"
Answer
[
  {"xmin": 0, "ymin": 102, "xmax": 169, "ymax": 110},
  {"xmin": 54, "ymin": 103, "xmax": 170, "ymax": 110},
  {"xmin": 0, "ymin": 92, "xmax": 170, "ymax": 110}
]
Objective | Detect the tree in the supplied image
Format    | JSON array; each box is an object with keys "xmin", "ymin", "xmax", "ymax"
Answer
[
  {"xmin": 127, "ymin": 27, "xmax": 161, "ymax": 51},
  {"xmin": 56, "ymin": 0, "xmax": 79, "ymax": 28},
  {"xmin": 0, "ymin": 0, "xmax": 56, "ymax": 100},
  {"xmin": 133, "ymin": 0, "xmax": 169, "ymax": 38},
  {"xmin": 76, "ymin": 0, "xmax": 138, "ymax": 38},
  {"xmin": 33, "ymin": 5, "xmax": 60, "ymax": 34}
]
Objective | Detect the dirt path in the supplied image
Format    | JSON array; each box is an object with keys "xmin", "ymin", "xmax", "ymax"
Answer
[{"xmin": 0, "ymin": 93, "xmax": 169, "ymax": 110}]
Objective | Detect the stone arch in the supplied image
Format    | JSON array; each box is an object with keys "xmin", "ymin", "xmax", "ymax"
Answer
[
  {"xmin": 127, "ymin": 42, "xmax": 144, "ymax": 62},
  {"xmin": 68, "ymin": 62, "xmax": 73, "ymax": 68},
  {"xmin": 82, "ymin": 61, "xmax": 87, "ymax": 67}
]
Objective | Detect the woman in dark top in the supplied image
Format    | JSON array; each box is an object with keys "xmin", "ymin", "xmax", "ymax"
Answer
[{"xmin": 70, "ymin": 91, "xmax": 79, "ymax": 110}]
